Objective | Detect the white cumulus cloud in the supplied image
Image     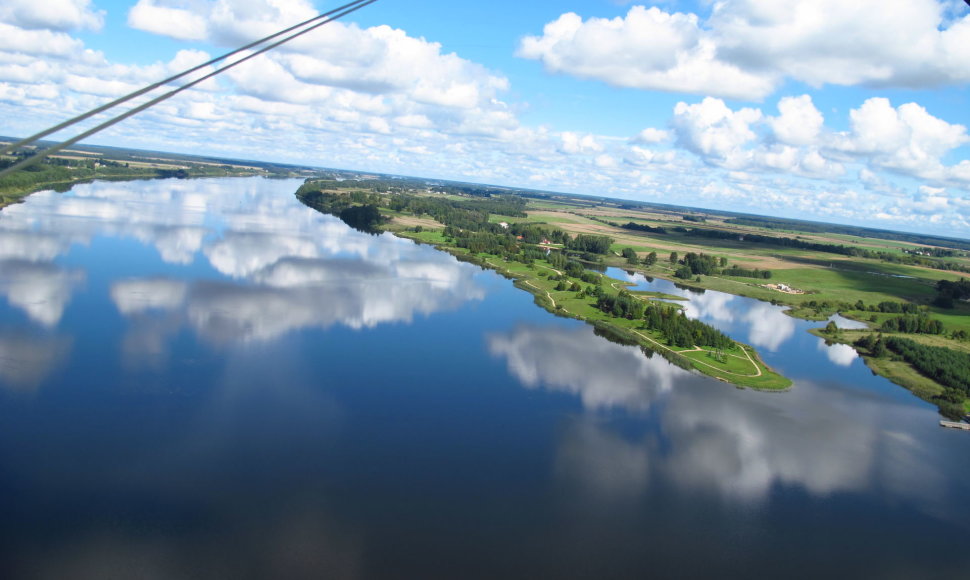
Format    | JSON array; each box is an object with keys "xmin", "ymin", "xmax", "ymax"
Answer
[
  {"xmin": 128, "ymin": 0, "xmax": 209, "ymax": 41},
  {"xmin": 672, "ymin": 97, "xmax": 762, "ymax": 167},
  {"xmin": 519, "ymin": 1, "xmax": 970, "ymax": 100},
  {"xmin": 770, "ymin": 95, "xmax": 824, "ymax": 146},
  {"xmin": 0, "ymin": 0, "xmax": 104, "ymax": 32},
  {"xmin": 835, "ymin": 97, "xmax": 969, "ymax": 181}
]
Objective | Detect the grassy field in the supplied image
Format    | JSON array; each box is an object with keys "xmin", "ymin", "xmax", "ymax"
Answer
[{"xmin": 463, "ymin": 253, "xmax": 792, "ymax": 390}]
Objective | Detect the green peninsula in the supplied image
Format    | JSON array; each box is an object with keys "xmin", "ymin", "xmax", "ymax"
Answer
[
  {"xmin": 296, "ymin": 179, "xmax": 792, "ymax": 391},
  {"xmin": 295, "ymin": 174, "xmax": 970, "ymax": 417}
]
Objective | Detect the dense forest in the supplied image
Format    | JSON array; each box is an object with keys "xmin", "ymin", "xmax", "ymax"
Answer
[
  {"xmin": 621, "ymin": 222, "xmax": 668, "ymax": 234},
  {"xmin": 854, "ymin": 334, "xmax": 970, "ymax": 418},
  {"xmin": 722, "ymin": 266, "xmax": 773, "ymax": 279},
  {"xmin": 295, "ymin": 187, "xmax": 388, "ymax": 233},
  {"xmin": 879, "ymin": 314, "xmax": 945, "ymax": 335},
  {"xmin": 935, "ymin": 278, "xmax": 970, "ymax": 308}
]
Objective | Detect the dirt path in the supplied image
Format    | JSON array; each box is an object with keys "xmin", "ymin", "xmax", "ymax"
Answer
[
  {"xmin": 487, "ymin": 259, "xmax": 568, "ymax": 313},
  {"xmin": 629, "ymin": 330, "xmax": 762, "ymax": 378},
  {"xmin": 523, "ymin": 280, "xmax": 557, "ymax": 308},
  {"xmin": 484, "ymin": 259, "xmax": 760, "ymax": 377}
]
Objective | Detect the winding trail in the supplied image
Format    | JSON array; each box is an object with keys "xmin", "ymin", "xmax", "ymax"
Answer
[
  {"xmin": 487, "ymin": 259, "xmax": 568, "ymax": 313},
  {"xmin": 485, "ymin": 258, "xmax": 762, "ymax": 378},
  {"xmin": 629, "ymin": 330, "xmax": 762, "ymax": 378},
  {"xmin": 523, "ymin": 280, "xmax": 564, "ymax": 312}
]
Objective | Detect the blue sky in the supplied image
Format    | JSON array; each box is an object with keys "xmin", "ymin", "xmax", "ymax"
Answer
[{"xmin": 2, "ymin": 0, "xmax": 969, "ymax": 236}]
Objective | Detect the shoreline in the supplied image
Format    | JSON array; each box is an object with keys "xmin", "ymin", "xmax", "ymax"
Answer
[{"xmin": 392, "ymin": 228, "xmax": 793, "ymax": 391}]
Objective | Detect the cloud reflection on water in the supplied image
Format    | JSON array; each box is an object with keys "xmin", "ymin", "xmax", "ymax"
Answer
[
  {"xmin": 682, "ymin": 289, "xmax": 735, "ymax": 323},
  {"xmin": 109, "ymin": 254, "xmax": 482, "ymax": 346},
  {"xmin": 741, "ymin": 302, "xmax": 796, "ymax": 351},
  {"xmin": 0, "ymin": 178, "xmax": 485, "ymax": 349},
  {"xmin": 489, "ymin": 323, "xmax": 947, "ymax": 510},
  {"xmin": 0, "ymin": 329, "xmax": 71, "ymax": 392},
  {"xmin": 819, "ymin": 339, "xmax": 859, "ymax": 367},
  {"xmin": 0, "ymin": 260, "xmax": 84, "ymax": 327},
  {"xmin": 488, "ymin": 325, "xmax": 683, "ymax": 412}
]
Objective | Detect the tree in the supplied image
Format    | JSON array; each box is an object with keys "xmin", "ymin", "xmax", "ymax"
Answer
[
  {"xmin": 824, "ymin": 321, "xmax": 838, "ymax": 334},
  {"xmin": 621, "ymin": 247, "xmax": 638, "ymax": 265},
  {"xmin": 669, "ymin": 251, "xmax": 679, "ymax": 264},
  {"xmin": 644, "ymin": 251, "xmax": 657, "ymax": 266},
  {"xmin": 871, "ymin": 337, "xmax": 888, "ymax": 358}
]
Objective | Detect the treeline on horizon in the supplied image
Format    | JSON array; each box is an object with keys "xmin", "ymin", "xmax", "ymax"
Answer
[
  {"xmin": 0, "ymin": 154, "xmax": 190, "ymax": 201},
  {"xmin": 724, "ymin": 216, "xmax": 970, "ymax": 252},
  {"xmin": 619, "ymin": 221, "xmax": 970, "ymax": 274}
]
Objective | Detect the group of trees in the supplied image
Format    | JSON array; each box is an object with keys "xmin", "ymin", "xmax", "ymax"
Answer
[
  {"xmin": 879, "ymin": 314, "xmax": 945, "ymax": 335},
  {"xmin": 643, "ymin": 303, "xmax": 734, "ymax": 349},
  {"xmin": 510, "ymin": 223, "xmax": 569, "ymax": 245},
  {"xmin": 621, "ymin": 222, "xmax": 667, "ymax": 234},
  {"xmin": 722, "ymin": 266, "xmax": 773, "ymax": 279},
  {"xmin": 854, "ymin": 334, "xmax": 969, "ymax": 418},
  {"xmin": 296, "ymin": 189, "xmax": 388, "ymax": 233},
  {"xmin": 934, "ymin": 278, "xmax": 970, "ymax": 308},
  {"xmin": 597, "ymin": 291, "xmax": 646, "ymax": 320},
  {"xmin": 594, "ymin": 291, "xmax": 735, "ymax": 350},
  {"xmin": 337, "ymin": 204, "xmax": 386, "ymax": 233},
  {"xmin": 448, "ymin": 229, "xmax": 518, "ymax": 254},
  {"xmin": 870, "ymin": 301, "xmax": 921, "ymax": 314},
  {"xmin": 621, "ymin": 247, "xmax": 638, "ymax": 264},
  {"xmin": 874, "ymin": 336, "xmax": 969, "ymax": 418},
  {"xmin": 566, "ymin": 234, "xmax": 614, "ymax": 254},
  {"xmin": 802, "ymin": 299, "xmax": 921, "ymax": 315},
  {"xmin": 668, "ymin": 252, "xmax": 769, "ymax": 280},
  {"xmin": 680, "ymin": 252, "xmax": 720, "ymax": 275}
]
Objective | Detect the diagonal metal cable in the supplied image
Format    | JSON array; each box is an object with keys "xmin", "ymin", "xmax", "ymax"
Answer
[
  {"xmin": 0, "ymin": 0, "xmax": 372, "ymax": 158},
  {"xmin": 0, "ymin": 0, "xmax": 379, "ymax": 178}
]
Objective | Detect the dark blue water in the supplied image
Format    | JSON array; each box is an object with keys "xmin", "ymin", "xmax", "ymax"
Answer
[{"xmin": 0, "ymin": 178, "xmax": 968, "ymax": 579}]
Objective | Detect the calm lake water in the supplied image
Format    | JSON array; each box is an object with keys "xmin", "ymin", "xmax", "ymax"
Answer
[{"xmin": 1, "ymin": 177, "xmax": 968, "ymax": 579}]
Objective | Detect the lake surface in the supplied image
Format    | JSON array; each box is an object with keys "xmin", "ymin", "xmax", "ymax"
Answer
[{"xmin": 1, "ymin": 177, "xmax": 968, "ymax": 579}]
